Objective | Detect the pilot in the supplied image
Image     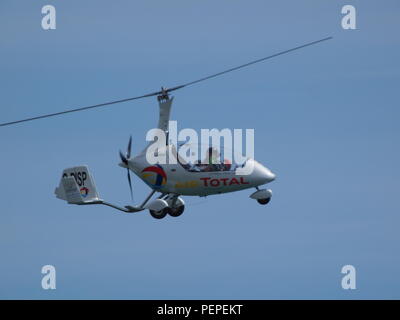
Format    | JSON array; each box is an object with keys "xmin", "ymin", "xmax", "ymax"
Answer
[
  {"xmin": 223, "ymin": 158, "xmax": 232, "ymax": 171},
  {"xmin": 204, "ymin": 147, "xmax": 221, "ymax": 172}
]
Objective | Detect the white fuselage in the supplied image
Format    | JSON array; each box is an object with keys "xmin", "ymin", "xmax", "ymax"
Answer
[
  {"xmin": 124, "ymin": 148, "xmax": 275, "ymax": 196},
  {"xmin": 120, "ymin": 96, "xmax": 275, "ymax": 197}
]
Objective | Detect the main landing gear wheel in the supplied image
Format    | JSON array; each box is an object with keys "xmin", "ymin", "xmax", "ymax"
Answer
[
  {"xmin": 149, "ymin": 207, "xmax": 171, "ymax": 219},
  {"xmin": 168, "ymin": 205, "xmax": 185, "ymax": 217},
  {"xmin": 257, "ymin": 198, "xmax": 271, "ymax": 205}
]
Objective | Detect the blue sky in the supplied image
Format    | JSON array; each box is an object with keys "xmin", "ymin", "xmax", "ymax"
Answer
[{"xmin": 0, "ymin": 0, "xmax": 399, "ymax": 299}]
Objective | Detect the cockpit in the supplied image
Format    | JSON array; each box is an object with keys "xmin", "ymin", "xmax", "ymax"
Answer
[{"xmin": 172, "ymin": 144, "xmax": 240, "ymax": 173}]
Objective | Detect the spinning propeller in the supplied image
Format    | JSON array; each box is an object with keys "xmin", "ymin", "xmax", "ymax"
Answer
[
  {"xmin": 0, "ymin": 37, "xmax": 332, "ymax": 128},
  {"xmin": 119, "ymin": 136, "xmax": 134, "ymax": 201}
]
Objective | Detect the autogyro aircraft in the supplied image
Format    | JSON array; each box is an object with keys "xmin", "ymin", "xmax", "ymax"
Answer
[{"xmin": 0, "ymin": 37, "xmax": 332, "ymax": 219}]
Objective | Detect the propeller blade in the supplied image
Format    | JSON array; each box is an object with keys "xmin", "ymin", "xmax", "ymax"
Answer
[
  {"xmin": 0, "ymin": 37, "xmax": 332, "ymax": 128},
  {"xmin": 120, "ymin": 136, "xmax": 134, "ymax": 201},
  {"xmin": 127, "ymin": 136, "xmax": 132, "ymax": 159},
  {"xmin": 127, "ymin": 168, "xmax": 133, "ymax": 201},
  {"xmin": 119, "ymin": 150, "xmax": 128, "ymax": 165}
]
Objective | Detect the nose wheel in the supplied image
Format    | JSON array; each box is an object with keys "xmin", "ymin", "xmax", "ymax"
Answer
[
  {"xmin": 257, "ymin": 198, "xmax": 271, "ymax": 205},
  {"xmin": 250, "ymin": 189, "xmax": 273, "ymax": 206}
]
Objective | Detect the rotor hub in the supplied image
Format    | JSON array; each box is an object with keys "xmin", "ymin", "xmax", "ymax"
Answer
[{"xmin": 157, "ymin": 87, "xmax": 170, "ymax": 102}]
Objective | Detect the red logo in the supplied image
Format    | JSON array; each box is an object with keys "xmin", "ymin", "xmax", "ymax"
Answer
[
  {"xmin": 80, "ymin": 187, "xmax": 89, "ymax": 197},
  {"xmin": 200, "ymin": 177, "xmax": 249, "ymax": 187},
  {"xmin": 141, "ymin": 165, "xmax": 167, "ymax": 188}
]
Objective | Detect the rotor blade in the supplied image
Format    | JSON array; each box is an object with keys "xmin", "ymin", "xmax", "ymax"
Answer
[
  {"xmin": 127, "ymin": 136, "xmax": 132, "ymax": 159},
  {"xmin": 174, "ymin": 36, "xmax": 333, "ymax": 90},
  {"xmin": 127, "ymin": 169, "xmax": 133, "ymax": 201},
  {"xmin": 0, "ymin": 91, "xmax": 160, "ymax": 127},
  {"xmin": 0, "ymin": 37, "xmax": 332, "ymax": 128}
]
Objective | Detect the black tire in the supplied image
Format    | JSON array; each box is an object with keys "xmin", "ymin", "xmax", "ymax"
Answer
[
  {"xmin": 257, "ymin": 198, "xmax": 271, "ymax": 205},
  {"xmin": 150, "ymin": 207, "xmax": 170, "ymax": 219},
  {"xmin": 169, "ymin": 205, "xmax": 185, "ymax": 217}
]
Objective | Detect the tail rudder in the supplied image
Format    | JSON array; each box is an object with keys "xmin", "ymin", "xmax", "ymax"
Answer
[{"xmin": 55, "ymin": 165, "xmax": 101, "ymax": 204}]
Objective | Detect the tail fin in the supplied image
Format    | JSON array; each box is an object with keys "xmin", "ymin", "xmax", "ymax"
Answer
[{"xmin": 55, "ymin": 165, "xmax": 101, "ymax": 204}]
